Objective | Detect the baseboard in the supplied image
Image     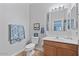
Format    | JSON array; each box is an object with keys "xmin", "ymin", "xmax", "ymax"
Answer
[{"xmin": 11, "ymin": 48, "xmax": 25, "ymax": 56}]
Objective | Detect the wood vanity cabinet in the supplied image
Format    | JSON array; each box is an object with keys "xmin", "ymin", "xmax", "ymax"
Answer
[{"xmin": 44, "ymin": 40, "xmax": 78, "ymax": 56}]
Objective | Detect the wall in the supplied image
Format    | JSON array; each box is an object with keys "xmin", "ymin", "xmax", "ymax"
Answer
[{"xmin": 0, "ymin": 3, "xmax": 30, "ymax": 56}]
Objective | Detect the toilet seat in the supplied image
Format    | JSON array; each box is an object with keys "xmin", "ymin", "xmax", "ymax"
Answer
[{"xmin": 25, "ymin": 43, "xmax": 35, "ymax": 49}]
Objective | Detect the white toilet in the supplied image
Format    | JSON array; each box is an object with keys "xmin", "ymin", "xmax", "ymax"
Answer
[{"xmin": 25, "ymin": 37, "xmax": 39, "ymax": 56}]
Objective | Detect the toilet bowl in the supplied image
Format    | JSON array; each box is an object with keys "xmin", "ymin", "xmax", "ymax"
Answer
[
  {"xmin": 25, "ymin": 37, "xmax": 39, "ymax": 56},
  {"xmin": 25, "ymin": 43, "xmax": 35, "ymax": 56}
]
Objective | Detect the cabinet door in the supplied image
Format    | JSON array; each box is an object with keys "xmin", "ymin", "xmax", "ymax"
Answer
[
  {"xmin": 57, "ymin": 47, "xmax": 77, "ymax": 56},
  {"xmin": 57, "ymin": 47, "xmax": 78, "ymax": 56},
  {"xmin": 44, "ymin": 45, "xmax": 56, "ymax": 56},
  {"xmin": 56, "ymin": 47, "xmax": 65, "ymax": 56},
  {"xmin": 64, "ymin": 49, "xmax": 77, "ymax": 56}
]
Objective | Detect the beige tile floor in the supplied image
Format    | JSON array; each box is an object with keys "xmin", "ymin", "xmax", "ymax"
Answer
[{"xmin": 16, "ymin": 49, "xmax": 43, "ymax": 56}]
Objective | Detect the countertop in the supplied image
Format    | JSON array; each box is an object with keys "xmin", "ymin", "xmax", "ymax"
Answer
[{"xmin": 42, "ymin": 37, "xmax": 79, "ymax": 45}]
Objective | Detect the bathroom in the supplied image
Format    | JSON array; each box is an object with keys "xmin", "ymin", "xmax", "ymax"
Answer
[
  {"xmin": 29, "ymin": 3, "xmax": 79, "ymax": 56},
  {"xmin": 0, "ymin": 3, "xmax": 79, "ymax": 56}
]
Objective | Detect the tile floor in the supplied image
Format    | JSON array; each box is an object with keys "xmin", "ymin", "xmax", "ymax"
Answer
[{"xmin": 16, "ymin": 49, "xmax": 43, "ymax": 56}]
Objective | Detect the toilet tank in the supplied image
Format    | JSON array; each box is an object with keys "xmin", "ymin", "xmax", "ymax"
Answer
[{"xmin": 31, "ymin": 37, "xmax": 39, "ymax": 44}]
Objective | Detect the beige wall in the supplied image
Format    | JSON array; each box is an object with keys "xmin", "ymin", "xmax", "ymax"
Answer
[{"xmin": 0, "ymin": 3, "xmax": 30, "ymax": 56}]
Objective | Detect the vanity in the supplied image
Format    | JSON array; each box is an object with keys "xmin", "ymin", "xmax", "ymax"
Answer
[
  {"xmin": 43, "ymin": 3, "xmax": 79, "ymax": 56},
  {"xmin": 43, "ymin": 37, "xmax": 79, "ymax": 56}
]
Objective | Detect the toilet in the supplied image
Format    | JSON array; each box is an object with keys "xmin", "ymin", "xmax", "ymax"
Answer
[{"xmin": 25, "ymin": 37, "xmax": 39, "ymax": 56}]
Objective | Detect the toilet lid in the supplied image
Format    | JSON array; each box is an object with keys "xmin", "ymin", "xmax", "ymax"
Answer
[{"xmin": 25, "ymin": 43, "xmax": 35, "ymax": 48}]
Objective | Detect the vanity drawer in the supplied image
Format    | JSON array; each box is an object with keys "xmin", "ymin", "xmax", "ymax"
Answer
[{"xmin": 44, "ymin": 40, "xmax": 78, "ymax": 51}]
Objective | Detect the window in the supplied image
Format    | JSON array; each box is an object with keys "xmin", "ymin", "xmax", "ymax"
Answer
[{"xmin": 54, "ymin": 20, "xmax": 62, "ymax": 31}]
